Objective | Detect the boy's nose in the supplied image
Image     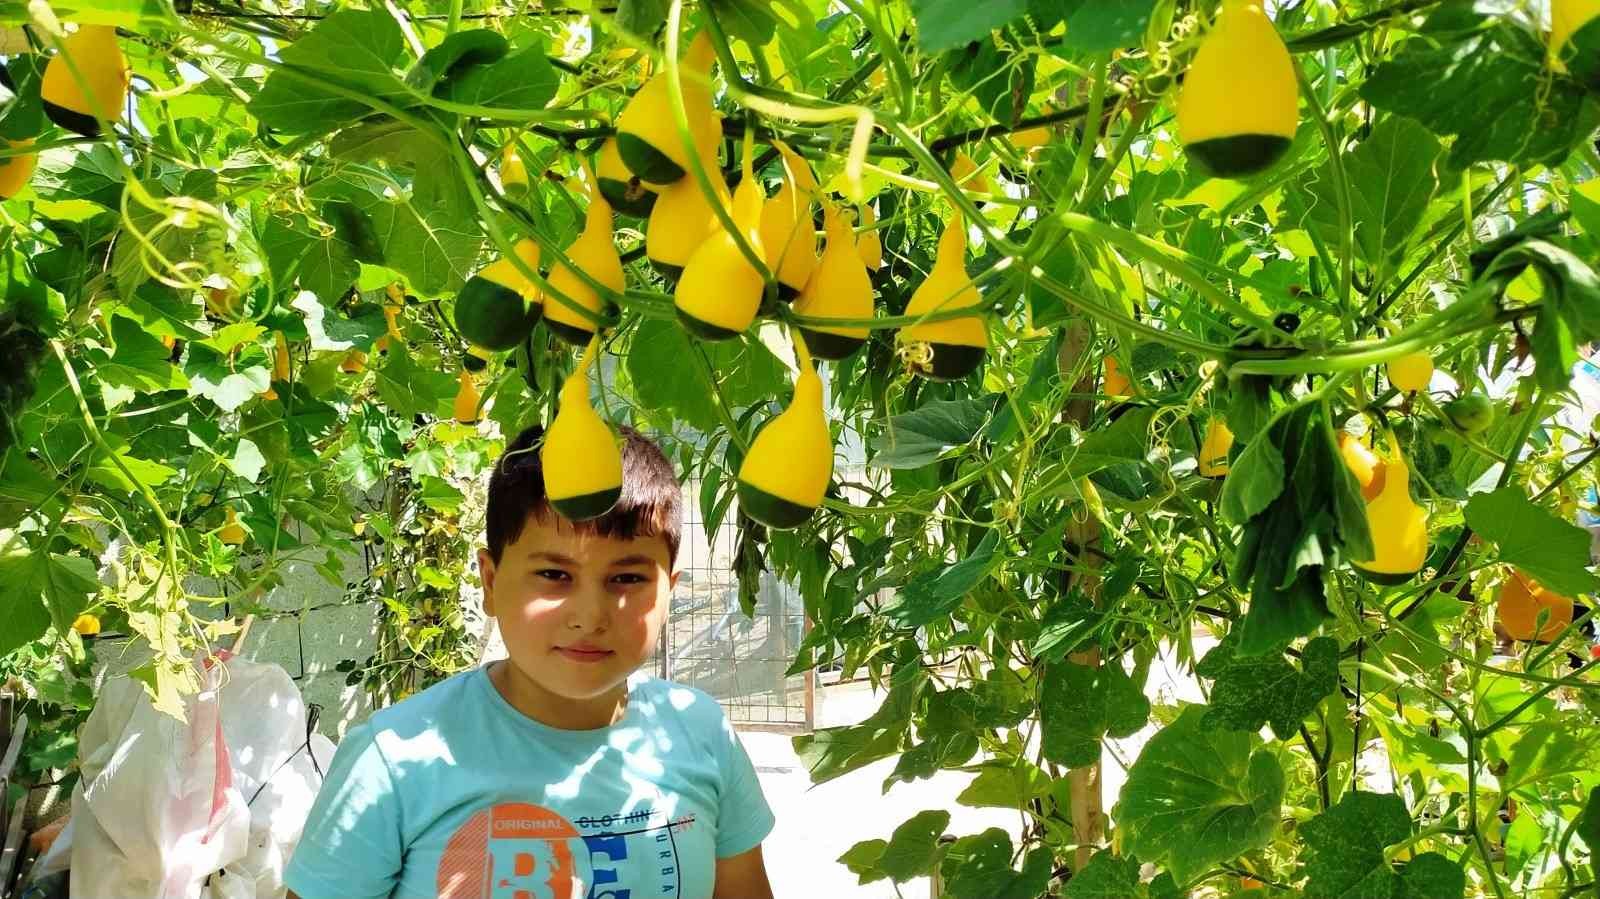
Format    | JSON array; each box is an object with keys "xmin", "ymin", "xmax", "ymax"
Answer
[{"xmin": 566, "ymin": 589, "xmax": 615, "ymax": 633}]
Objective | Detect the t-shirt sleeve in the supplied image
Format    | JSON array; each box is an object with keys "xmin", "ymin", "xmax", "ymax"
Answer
[
  {"xmin": 284, "ymin": 722, "xmax": 405, "ymax": 899},
  {"xmin": 713, "ymin": 712, "xmax": 776, "ymax": 858}
]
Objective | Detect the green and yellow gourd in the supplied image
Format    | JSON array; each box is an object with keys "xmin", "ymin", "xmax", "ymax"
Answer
[
  {"xmin": 41, "ymin": 25, "xmax": 130, "ymax": 138},
  {"xmin": 1351, "ymin": 438, "xmax": 1428, "ymax": 585},
  {"xmin": 737, "ymin": 335, "xmax": 833, "ymax": 529},
  {"xmin": 614, "ymin": 30, "xmax": 720, "ymax": 186},
  {"xmin": 0, "ymin": 141, "xmax": 36, "ymax": 199},
  {"xmin": 674, "ymin": 139, "xmax": 766, "ymax": 341},
  {"xmin": 1387, "ymin": 351, "xmax": 1432, "ymax": 393},
  {"xmin": 758, "ymin": 141, "xmax": 820, "ymax": 301},
  {"xmin": 793, "ymin": 202, "xmax": 872, "ymax": 360},
  {"xmin": 541, "ymin": 336, "xmax": 623, "ymax": 521},
  {"xmin": 596, "ymin": 136, "xmax": 658, "ymax": 218},
  {"xmin": 896, "ymin": 216, "xmax": 988, "ymax": 381},
  {"xmin": 1552, "ymin": 0, "xmax": 1600, "ymax": 90},
  {"xmin": 545, "ymin": 166, "xmax": 626, "ymax": 346},
  {"xmin": 453, "ymin": 368, "xmax": 481, "ymax": 423},
  {"xmin": 454, "ymin": 238, "xmax": 542, "ymax": 352},
  {"xmin": 1197, "ymin": 418, "xmax": 1234, "ymax": 478},
  {"xmin": 499, "ymin": 141, "xmax": 530, "ymax": 196},
  {"xmin": 645, "ymin": 130, "xmax": 725, "ymax": 279},
  {"xmin": 1177, "ymin": 0, "xmax": 1298, "ymax": 179}
]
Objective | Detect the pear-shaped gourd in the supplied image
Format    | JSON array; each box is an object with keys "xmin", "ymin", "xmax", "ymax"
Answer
[
  {"xmin": 1496, "ymin": 568, "xmax": 1575, "ymax": 643},
  {"xmin": 614, "ymin": 31, "xmax": 721, "ymax": 186},
  {"xmin": 949, "ymin": 152, "xmax": 993, "ymax": 195},
  {"xmin": 596, "ymin": 136, "xmax": 658, "ymax": 218},
  {"xmin": 41, "ymin": 25, "xmax": 130, "ymax": 137},
  {"xmin": 273, "ymin": 331, "xmax": 291, "ymax": 382},
  {"xmin": 1177, "ymin": 0, "xmax": 1298, "ymax": 178},
  {"xmin": 759, "ymin": 142, "xmax": 819, "ymax": 301},
  {"xmin": 499, "ymin": 142, "xmax": 529, "ymax": 196},
  {"xmin": 454, "ymin": 238, "xmax": 543, "ymax": 351},
  {"xmin": 738, "ymin": 337, "xmax": 832, "ymax": 529},
  {"xmin": 1387, "ymin": 351, "xmax": 1432, "ymax": 393},
  {"xmin": 646, "ymin": 163, "xmax": 725, "ymax": 279},
  {"xmin": 794, "ymin": 203, "xmax": 873, "ymax": 360},
  {"xmin": 541, "ymin": 337, "xmax": 623, "ymax": 521},
  {"xmin": 219, "ymin": 506, "xmax": 247, "ymax": 546},
  {"xmin": 1338, "ymin": 432, "xmax": 1386, "ymax": 501},
  {"xmin": 1198, "ymin": 418, "xmax": 1234, "ymax": 478},
  {"xmin": 0, "ymin": 141, "xmax": 36, "ymax": 199},
  {"xmin": 897, "ymin": 217, "xmax": 987, "ymax": 380},
  {"xmin": 1103, "ymin": 356, "xmax": 1133, "ymax": 398},
  {"xmin": 675, "ymin": 143, "xmax": 766, "ymax": 341},
  {"xmin": 341, "ymin": 350, "xmax": 367, "ymax": 373},
  {"xmin": 856, "ymin": 202, "xmax": 883, "ymax": 271},
  {"xmin": 1552, "ymin": 0, "xmax": 1600, "ymax": 89},
  {"xmin": 375, "ymin": 304, "xmax": 402, "ymax": 353},
  {"xmin": 1351, "ymin": 441, "xmax": 1428, "ymax": 585},
  {"xmin": 546, "ymin": 169, "xmax": 625, "ymax": 346},
  {"xmin": 453, "ymin": 369, "xmax": 481, "ymax": 423}
]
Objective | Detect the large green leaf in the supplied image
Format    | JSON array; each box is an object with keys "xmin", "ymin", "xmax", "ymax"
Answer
[
  {"xmin": 1300, "ymin": 791, "xmax": 1464, "ymax": 898},
  {"xmin": 1114, "ymin": 705, "xmax": 1284, "ymax": 882},
  {"xmin": 1464, "ymin": 486, "xmax": 1600, "ymax": 596},
  {"xmin": 937, "ymin": 829, "xmax": 1054, "ymax": 899},
  {"xmin": 1061, "ymin": 851, "xmax": 1180, "ymax": 899},
  {"xmin": 1062, "ymin": 0, "xmax": 1156, "ymax": 54},
  {"xmin": 437, "ymin": 41, "xmax": 559, "ymax": 111},
  {"xmin": 89, "ymin": 314, "xmax": 188, "ymax": 403},
  {"xmin": 910, "ymin": 0, "xmax": 1026, "ymax": 52},
  {"xmin": 0, "ymin": 545, "xmax": 99, "ymax": 657},
  {"xmin": 247, "ymin": 8, "xmax": 409, "ymax": 135},
  {"xmin": 877, "ymin": 810, "xmax": 950, "ymax": 882},
  {"xmin": 881, "ymin": 529, "xmax": 1000, "ymax": 627},
  {"xmin": 870, "ymin": 395, "xmax": 998, "ymax": 469},
  {"xmin": 1196, "ymin": 634, "xmax": 1339, "ymax": 739},
  {"xmin": 1040, "ymin": 658, "xmax": 1150, "ymax": 767},
  {"xmin": 374, "ymin": 344, "xmax": 457, "ymax": 419},
  {"xmin": 626, "ymin": 320, "xmax": 787, "ymax": 433},
  {"xmin": 1361, "ymin": 11, "xmax": 1597, "ymax": 170}
]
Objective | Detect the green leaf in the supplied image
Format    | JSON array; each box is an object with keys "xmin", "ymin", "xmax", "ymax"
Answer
[
  {"xmin": 1296, "ymin": 116, "xmax": 1440, "ymax": 281},
  {"xmin": 615, "ymin": 0, "xmax": 670, "ymax": 37},
  {"xmin": 910, "ymin": 0, "xmax": 1027, "ymax": 53},
  {"xmin": 419, "ymin": 475, "xmax": 463, "ymax": 514},
  {"xmin": 406, "ymin": 30, "xmax": 509, "ymax": 93},
  {"xmin": 0, "ymin": 55, "xmax": 46, "ymax": 141},
  {"xmin": 957, "ymin": 761, "xmax": 1051, "ymax": 808},
  {"xmin": 373, "ymin": 344, "xmax": 457, "ymax": 419},
  {"xmin": 1114, "ymin": 705, "xmax": 1284, "ymax": 882},
  {"xmin": 227, "ymin": 437, "xmax": 267, "ymax": 483},
  {"xmin": 937, "ymin": 829, "xmax": 1049, "ymax": 899},
  {"xmin": 882, "ymin": 529, "xmax": 1000, "ymax": 627},
  {"xmin": 1071, "ymin": 404, "xmax": 1158, "ymax": 473},
  {"xmin": 31, "ymin": 144, "xmax": 129, "ymax": 210},
  {"xmin": 945, "ymin": 35, "xmax": 1035, "ymax": 126},
  {"xmin": 1578, "ymin": 785, "xmax": 1600, "ymax": 864},
  {"xmin": 625, "ymin": 321, "xmax": 786, "ymax": 432},
  {"xmin": 706, "ymin": 0, "xmax": 779, "ymax": 46},
  {"xmin": 289, "ymin": 292, "xmax": 387, "ymax": 352},
  {"xmin": 836, "ymin": 839, "xmax": 888, "ymax": 885},
  {"xmin": 870, "ymin": 395, "xmax": 998, "ymax": 469},
  {"xmin": 1061, "ymin": 851, "xmax": 1142, "ymax": 899},
  {"xmin": 248, "ymin": 8, "xmax": 409, "ymax": 135},
  {"xmin": 1361, "ymin": 13, "xmax": 1596, "ymax": 170},
  {"xmin": 437, "ymin": 41, "xmax": 559, "ymax": 111},
  {"xmin": 90, "ymin": 314, "xmax": 188, "ymax": 397},
  {"xmin": 1062, "ymin": 0, "xmax": 1155, "ymax": 54},
  {"xmin": 794, "ymin": 666, "xmax": 924, "ymax": 784},
  {"xmin": 1464, "ymin": 486, "xmax": 1600, "ymax": 596},
  {"xmin": 1220, "ymin": 426, "xmax": 1285, "ymax": 525},
  {"xmin": 878, "ymin": 810, "xmax": 950, "ymax": 882},
  {"xmin": 185, "ymin": 345, "xmax": 271, "ymax": 413},
  {"xmin": 1041, "ymin": 659, "xmax": 1150, "ymax": 767},
  {"xmin": 1571, "ymin": 179, "xmax": 1600, "ymax": 237},
  {"xmin": 1196, "ymin": 634, "xmax": 1339, "ymax": 739},
  {"xmin": 0, "ymin": 448, "xmax": 61, "ymax": 528},
  {"xmin": 0, "ymin": 545, "xmax": 99, "ymax": 656},
  {"xmin": 1301, "ymin": 791, "xmax": 1464, "ymax": 898},
  {"xmin": 87, "ymin": 436, "xmax": 178, "ymax": 492}
]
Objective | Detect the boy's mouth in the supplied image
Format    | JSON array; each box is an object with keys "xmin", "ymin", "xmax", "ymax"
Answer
[{"xmin": 555, "ymin": 645, "xmax": 614, "ymax": 662}]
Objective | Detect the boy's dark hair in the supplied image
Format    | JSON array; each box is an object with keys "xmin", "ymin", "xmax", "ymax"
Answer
[{"xmin": 485, "ymin": 423, "xmax": 682, "ymax": 567}]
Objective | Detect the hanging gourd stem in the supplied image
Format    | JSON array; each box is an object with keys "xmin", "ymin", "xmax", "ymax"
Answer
[{"xmin": 664, "ymin": 0, "xmax": 771, "ymax": 282}]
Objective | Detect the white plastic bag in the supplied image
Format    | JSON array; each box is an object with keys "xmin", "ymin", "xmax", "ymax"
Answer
[{"xmin": 68, "ymin": 652, "xmax": 333, "ymax": 899}]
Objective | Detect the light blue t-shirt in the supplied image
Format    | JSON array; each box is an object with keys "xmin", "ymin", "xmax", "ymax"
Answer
[{"xmin": 284, "ymin": 665, "xmax": 775, "ymax": 899}]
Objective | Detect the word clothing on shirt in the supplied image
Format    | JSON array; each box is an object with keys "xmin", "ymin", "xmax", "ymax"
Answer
[{"xmin": 284, "ymin": 664, "xmax": 775, "ymax": 899}]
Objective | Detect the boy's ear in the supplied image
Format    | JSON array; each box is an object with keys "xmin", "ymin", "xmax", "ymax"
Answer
[
  {"xmin": 668, "ymin": 569, "xmax": 681, "ymax": 591},
  {"xmin": 478, "ymin": 548, "xmax": 497, "ymax": 616}
]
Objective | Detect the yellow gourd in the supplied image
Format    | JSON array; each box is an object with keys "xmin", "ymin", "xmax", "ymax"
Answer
[
  {"xmin": 950, "ymin": 152, "xmax": 993, "ymax": 195},
  {"xmin": 1351, "ymin": 440, "xmax": 1428, "ymax": 584},
  {"xmin": 614, "ymin": 31, "xmax": 721, "ymax": 186},
  {"xmin": 1496, "ymin": 568, "xmax": 1575, "ymax": 643},
  {"xmin": 453, "ymin": 368, "xmax": 481, "ymax": 423},
  {"xmin": 596, "ymin": 135, "xmax": 658, "ymax": 218},
  {"xmin": 41, "ymin": 25, "xmax": 130, "ymax": 137},
  {"xmin": 759, "ymin": 141, "xmax": 820, "ymax": 301},
  {"xmin": 272, "ymin": 331, "xmax": 291, "ymax": 381},
  {"xmin": 1338, "ymin": 432, "xmax": 1386, "ymax": 501},
  {"xmin": 794, "ymin": 202, "xmax": 873, "ymax": 361},
  {"xmin": 1198, "ymin": 418, "xmax": 1234, "ymax": 478},
  {"xmin": 1552, "ymin": 0, "xmax": 1600, "ymax": 88},
  {"xmin": 455, "ymin": 238, "xmax": 543, "ymax": 351},
  {"xmin": 1010, "ymin": 112, "xmax": 1052, "ymax": 150},
  {"xmin": 340, "ymin": 350, "xmax": 367, "ymax": 373},
  {"xmin": 675, "ymin": 138, "xmax": 766, "ymax": 341},
  {"xmin": 219, "ymin": 506, "xmax": 247, "ymax": 545},
  {"xmin": 71, "ymin": 613, "xmax": 100, "ymax": 636},
  {"xmin": 0, "ymin": 140, "xmax": 36, "ymax": 199},
  {"xmin": 375, "ymin": 305, "xmax": 402, "ymax": 353},
  {"xmin": 499, "ymin": 141, "xmax": 529, "ymax": 196},
  {"xmin": 1177, "ymin": 0, "xmax": 1298, "ymax": 178},
  {"xmin": 644, "ymin": 125, "xmax": 725, "ymax": 278},
  {"xmin": 1103, "ymin": 355, "xmax": 1133, "ymax": 399},
  {"xmin": 1388, "ymin": 351, "xmax": 1432, "ymax": 393},
  {"xmin": 737, "ymin": 335, "xmax": 833, "ymax": 529},
  {"xmin": 897, "ymin": 217, "xmax": 988, "ymax": 380},
  {"xmin": 541, "ymin": 336, "xmax": 623, "ymax": 521},
  {"xmin": 545, "ymin": 168, "xmax": 625, "ymax": 346},
  {"xmin": 856, "ymin": 202, "xmax": 883, "ymax": 271}
]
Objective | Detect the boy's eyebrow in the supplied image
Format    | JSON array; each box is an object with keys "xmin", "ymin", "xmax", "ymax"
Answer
[{"xmin": 528, "ymin": 551, "xmax": 657, "ymax": 567}]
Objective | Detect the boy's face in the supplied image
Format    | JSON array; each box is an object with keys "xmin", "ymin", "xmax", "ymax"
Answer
[{"xmin": 479, "ymin": 514, "xmax": 678, "ymax": 715}]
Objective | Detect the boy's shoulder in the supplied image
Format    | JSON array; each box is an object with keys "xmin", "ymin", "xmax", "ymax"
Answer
[{"xmin": 635, "ymin": 674, "xmax": 732, "ymax": 728}]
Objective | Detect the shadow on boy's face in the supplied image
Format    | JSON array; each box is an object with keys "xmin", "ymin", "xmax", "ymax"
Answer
[{"xmin": 479, "ymin": 515, "xmax": 679, "ymax": 708}]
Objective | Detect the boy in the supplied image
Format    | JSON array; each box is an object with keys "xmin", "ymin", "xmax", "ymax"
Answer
[{"xmin": 285, "ymin": 424, "xmax": 776, "ymax": 899}]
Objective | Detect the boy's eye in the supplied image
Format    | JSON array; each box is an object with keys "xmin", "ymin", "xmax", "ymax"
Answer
[
  {"xmin": 536, "ymin": 569, "xmax": 570, "ymax": 582},
  {"xmin": 613, "ymin": 573, "xmax": 648, "ymax": 585}
]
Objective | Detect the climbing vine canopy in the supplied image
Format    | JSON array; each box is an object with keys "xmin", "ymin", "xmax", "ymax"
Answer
[{"xmin": 4, "ymin": 0, "xmax": 1600, "ymax": 894}]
